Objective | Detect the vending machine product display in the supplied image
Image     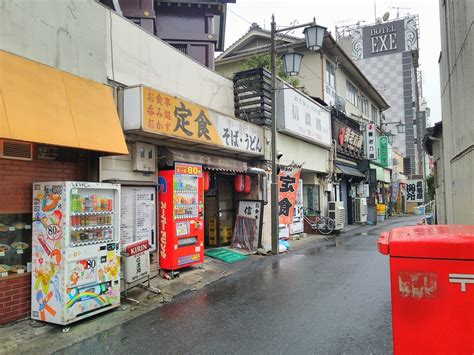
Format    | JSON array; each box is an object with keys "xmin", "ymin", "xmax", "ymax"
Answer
[
  {"xmin": 158, "ymin": 163, "xmax": 204, "ymax": 270},
  {"xmin": 31, "ymin": 182, "xmax": 121, "ymax": 326}
]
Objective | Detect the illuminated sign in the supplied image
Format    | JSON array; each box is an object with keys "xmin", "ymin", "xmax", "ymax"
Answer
[{"xmin": 175, "ymin": 162, "xmax": 203, "ymax": 177}]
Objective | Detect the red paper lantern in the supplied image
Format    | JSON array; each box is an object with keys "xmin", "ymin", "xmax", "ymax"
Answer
[
  {"xmin": 234, "ymin": 174, "xmax": 244, "ymax": 192},
  {"xmin": 203, "ymin": 171, "xmax": 210, "ymax": 191},
  {"xmin": 243, "ymin": 175, "xmax": 251, "ymax": 194}
]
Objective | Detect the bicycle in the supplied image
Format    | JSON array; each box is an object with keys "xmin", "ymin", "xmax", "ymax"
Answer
[{"xmin": 302, "ymin": 207, "xmax": 336, "ymax": 235}]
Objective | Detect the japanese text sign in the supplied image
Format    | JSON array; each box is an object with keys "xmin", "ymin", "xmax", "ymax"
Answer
[
  {"xmin": 407, "ymin": 179, "xmax": 424, "ymax": 202},
  {"xmin": 175, "ymin": 162, "xmax": 203, "ymax": 177},
  {"xmin": 122, "ymin": 239, "xmax": 150, "ymax": 284},
  {"xmin": 276, "ymin": 85, "xmax": 331, "ymax": 147},
  {"xmin": 336, "ymin": 121, "xmax": 364, "ymax": 153},
  {"xmin": 378, "ymin": 136, "xmax": 389, "ymax": 167},
  {"xmin": 278, "ymin": 163, "xmax": 303, "ymax": 225},
  {"xmin": 136, "ymin": 86, "xmax": 264, "ymax": 156},
  {"xmin": 366, "ymin": 123, "xmax": 378, "ymax": 160}
]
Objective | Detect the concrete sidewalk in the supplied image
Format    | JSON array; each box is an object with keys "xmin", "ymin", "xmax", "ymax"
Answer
[{"xmin": 0, "ymin": 215, "xmax": 419, "ymax": 354}]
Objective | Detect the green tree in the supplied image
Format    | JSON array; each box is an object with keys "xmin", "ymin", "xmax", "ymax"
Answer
[
  {"xmin": 426, "ymin": 174, "xmax": 436, "ymax": 201},
  {"xmin": 239, "ymin": 53, "xmax": 301, "ymax": 88}
]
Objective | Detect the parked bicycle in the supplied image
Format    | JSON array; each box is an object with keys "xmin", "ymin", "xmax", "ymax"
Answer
[{"xmin": 302, "ymin": 207, "xmax": 336, "ymax": 235}]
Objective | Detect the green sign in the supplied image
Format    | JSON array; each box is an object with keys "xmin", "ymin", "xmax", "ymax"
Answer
[{"xmin": 378, "ymin": 136, "xmax": 389, "ymax": 167}]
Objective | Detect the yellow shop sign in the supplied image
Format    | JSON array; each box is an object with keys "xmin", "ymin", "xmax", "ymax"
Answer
[{"xmin": 122, "ymin": 85, "xmax": 264, "ymax": 156}]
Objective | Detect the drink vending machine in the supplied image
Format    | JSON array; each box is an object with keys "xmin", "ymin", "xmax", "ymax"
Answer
[
  {"xmin": 158, "ymin": 163, "xmax": 204, "ymax": 271},
  {"xmin": 31, "ymin": 182, "xmax": 121, "ymax": 326}
]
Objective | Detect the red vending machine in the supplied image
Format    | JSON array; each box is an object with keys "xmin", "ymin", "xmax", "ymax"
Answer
[{"xmin": 158, "ymin": 163, "xmax": 204, "ymax": 271}]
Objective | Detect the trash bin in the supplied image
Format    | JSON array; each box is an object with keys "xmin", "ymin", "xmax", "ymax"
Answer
[{"xmin": 378, "ymin": 225, "xmax": 474, "ymax": 354}]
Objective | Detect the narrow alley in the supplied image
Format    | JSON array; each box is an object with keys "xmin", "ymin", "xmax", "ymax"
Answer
[{"xmin": 56, "ymin": 217, "xmax": 420, "ymax": 354}]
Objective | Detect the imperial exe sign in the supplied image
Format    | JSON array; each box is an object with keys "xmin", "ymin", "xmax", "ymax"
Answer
[{"xmin": 362, "ymin": 19, "xmax": 405, "ymax": 58}]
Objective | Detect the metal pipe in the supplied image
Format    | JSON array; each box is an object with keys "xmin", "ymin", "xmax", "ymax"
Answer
[
  {"xmin": 274, "ymin": 20, "xmax": 316, "ymax": 33},
  {"xmin": 270, "ymin": 15, "xmax": 279, "ymax": 255}
]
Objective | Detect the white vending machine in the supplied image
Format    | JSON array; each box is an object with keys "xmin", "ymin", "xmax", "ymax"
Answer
[{"xmin": 31, "ymin": 182, "xmax": 121, "ymax": 326}]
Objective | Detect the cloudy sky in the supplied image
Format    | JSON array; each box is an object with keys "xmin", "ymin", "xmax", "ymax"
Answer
[{"xmin": 222, "ymin": 0, "xmax": 442, "ymax": 124}]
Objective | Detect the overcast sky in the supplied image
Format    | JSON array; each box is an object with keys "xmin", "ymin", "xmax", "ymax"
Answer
[{"xmin": 222, "ymin": 0, "xmax": 441, "ymax": 124}]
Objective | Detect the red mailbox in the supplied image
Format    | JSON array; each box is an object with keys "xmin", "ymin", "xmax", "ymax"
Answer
[{"xmin": 378, "ymin": 225, "xmax": 474, "ymax": 354}]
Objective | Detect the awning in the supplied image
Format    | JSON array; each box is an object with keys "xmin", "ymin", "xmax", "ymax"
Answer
[
  {"xmin": 335, "ymin": 163, "xmax": 365, "ymax": 178},
  {"xmin": 370, "ymin": 163, "xmax": 391, "ymax": 183},
  {"xmin": 161, "ymin": 147, "xmax": 247, "ymax": 173},
  {"xmin": 0, "ymin": 50, "xmax": 128, "ymax": 155}
]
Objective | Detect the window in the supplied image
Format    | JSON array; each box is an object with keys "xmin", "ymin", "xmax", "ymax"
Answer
[
  {"xmin": 0, "ymin": 213, "xmax": 32, "ymax": 278},
  {"xmin": 325, "ymin": 60, "xmax": 335, "ymax": 88},
  {"xmin": 371, "ymin": 104, "xmax": 378, "ymax": 122},
  {"xmin": 361, "ymin": 97, "xmax": 369, "ymax": 117},
  {"xmin": 303, "ymin": 185, "xmax": 320, "ymax": 216},
  {"xmin": 346, "ymin": 81, "xmax": 358, "ymax": 107}
]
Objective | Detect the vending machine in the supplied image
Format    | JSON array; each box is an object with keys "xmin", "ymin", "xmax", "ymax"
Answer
[
  {"xmin": 31, "ymin": 182, "xmax": 121, "ymax": 326},
  {"xmin": 158, "ymin": 163, "xmax": 204, "ymax": 271}
]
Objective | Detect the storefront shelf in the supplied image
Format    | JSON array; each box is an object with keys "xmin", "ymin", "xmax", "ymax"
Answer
[
  {"xmin": 0, "ymin": 225, "xmax": 32, "ymax": 233},
  {"xmin": 174, "ymin": 204, "xmax": 198, "ymax": 208},
  {"xmin": 71, "ymin": 225, "xmax": 114, "ymax": 231},
  {"xmin": 71, "ymin": 238, "xmax": 114, "ymax": 247},
  {"xmin": 70, "ymin": 211, "xmax": 114, "ymax": 216}
]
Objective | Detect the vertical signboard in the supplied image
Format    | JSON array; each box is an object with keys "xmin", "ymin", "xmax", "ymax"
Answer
[
  {"xmin": 278, "ymin": 163, "xmax": 303, "ymax": 225},
  {"xmin": 378, "ymin": 136, "xmax": 389, "ymax": 167},
  {"xmin": 366, "ymin": 123, "xmax": 378, "ymax": 160},
  {"xmin": 406, "ymin": 179, "xmax": 424, "ymax": 202}
]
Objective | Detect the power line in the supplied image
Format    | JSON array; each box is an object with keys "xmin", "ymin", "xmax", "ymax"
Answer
[{"xmin": 227, "ymin": 8, "xmax": 253, "ymax": 26}]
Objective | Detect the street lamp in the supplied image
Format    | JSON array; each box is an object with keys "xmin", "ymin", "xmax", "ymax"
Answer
[
  {"xmin": 281, "ymin": 50, "xmax": 304, "ymax": 76},
  {"xmin": 382, "ymin": 121, "xmax": 405, "ymax": 134},
  {"xmin": 270, "ymin": 15, "xmax": 326, "ymax": 255},
  {"xmin": 303, "ymin": 24, "xmax": 327, "ymax": 51},
  {"xmin": 386, "ymin": 132, "xmax": 395, "ymax": 144}
]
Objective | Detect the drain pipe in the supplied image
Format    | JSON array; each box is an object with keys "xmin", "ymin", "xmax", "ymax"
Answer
[{"xmin": 247, "ymin": 167, "xmax": 268, "ymax": 204}]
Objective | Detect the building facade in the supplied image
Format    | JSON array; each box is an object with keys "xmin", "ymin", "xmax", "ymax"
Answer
[
  {"xmin": 99, "ymin": 0, "xmax": 235, "ymax": 69},
  {"xmin": 437, "ymin": 0, "xmax": 474, "ymax": 224},
  {"xmin": 216, "ymin": 25, "xmax": 390, "ymax": 226},
  {"xmin": 0, "ymin": 0, "xmax": 262, "ymax": 325},
  {"xmin": 338, "ymin": 17, "xmax": 421, "ymax": 177}
]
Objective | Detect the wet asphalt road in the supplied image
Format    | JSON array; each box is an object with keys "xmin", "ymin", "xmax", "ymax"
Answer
[{"xmin": 59, "ymin": 217, "xmax": 419, "ymax": 355}]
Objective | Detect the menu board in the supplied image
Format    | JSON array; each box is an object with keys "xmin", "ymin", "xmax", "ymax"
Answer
[{"xmin": 120, "ymin": 186, "xmax": 156, "ymax": 251}]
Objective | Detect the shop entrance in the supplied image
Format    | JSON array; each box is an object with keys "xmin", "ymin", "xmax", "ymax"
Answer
[{"xmin": 204, "ymin": 173, "xmax": 236, "ymax": 248}]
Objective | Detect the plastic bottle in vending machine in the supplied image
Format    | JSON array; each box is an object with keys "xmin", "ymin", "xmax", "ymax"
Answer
[
  {"xmin": 84, "ymin": 195, "xmax": 91, "ymax": 212},
  {"xmin": 91, "ymin": 195, "xmax": 97, "ymax": 211}
]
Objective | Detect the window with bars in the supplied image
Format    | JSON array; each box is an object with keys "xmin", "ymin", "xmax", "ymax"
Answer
[
  {"xmin": 325, "ymin": 60, "xmax": 335, "ymax": 88},
  {"xmin": 361, "ymin": 97, "xmax": 369, "ymax": 117},
  {"xmin": 346, "ymin": 81, "xmax": 358, "ymax": 107},
  {"xmin": 171, "ymin": 43, "xmax": 187, "ymax": 54},
  {"xmin": 371, "ymin": 104, "xmax": 378, "ymax": 122}
]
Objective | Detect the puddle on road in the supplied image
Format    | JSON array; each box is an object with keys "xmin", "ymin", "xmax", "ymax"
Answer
[{"xmin": 305, "ymin": 236, "xmax": 342, "ymax": 256}]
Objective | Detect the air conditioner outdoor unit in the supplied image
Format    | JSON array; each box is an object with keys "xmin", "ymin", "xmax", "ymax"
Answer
[
  {"xmin": 328, "ymin": 201, "xmax": 345, "ymax": 230},
  {"xmin": 354, "ymin": 197, "xmax": 368, "ymax": 224},
  {"xmin": 132, "ymin": 142, "xmax": 156, "ymax": 172}
]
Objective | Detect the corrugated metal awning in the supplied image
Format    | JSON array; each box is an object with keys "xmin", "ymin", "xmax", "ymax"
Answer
[
  {"xmin": 161, "ymin": 147, "xmax": 247, "ymax": 173},
  {"xmin": 335, "ymin": 163, "xmax": 365, "ymax": 178}
]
